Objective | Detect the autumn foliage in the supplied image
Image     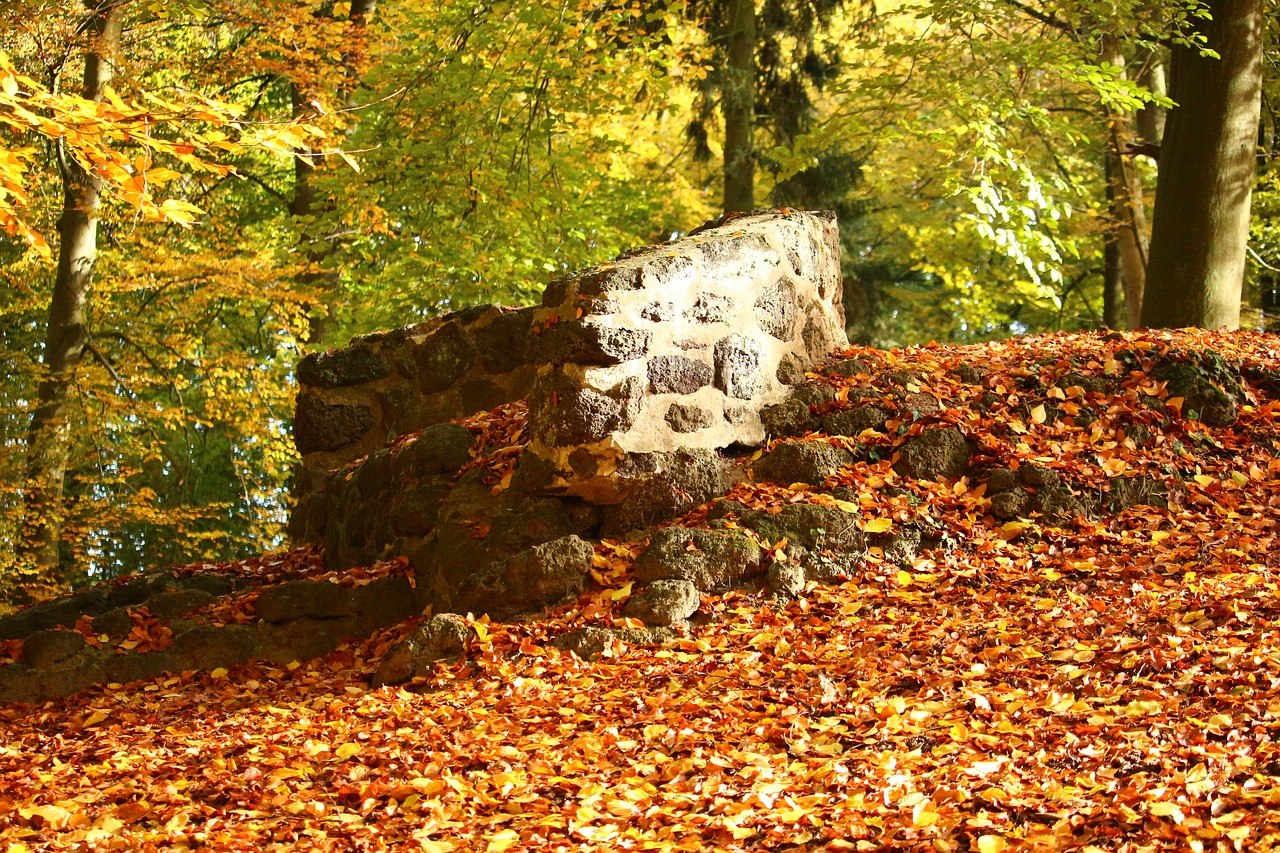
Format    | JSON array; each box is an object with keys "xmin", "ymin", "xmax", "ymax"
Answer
[{"xmin": 2, "ymin": 328, "xmax": 1280, "ymax": 851}]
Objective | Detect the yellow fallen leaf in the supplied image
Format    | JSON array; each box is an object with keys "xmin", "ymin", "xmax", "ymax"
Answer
[
  {"xmin": 911, "ymin": 798, "xmax": 938, "ymax": 827},
  {"xmin": 210, "ymin": 667, "xmax": 229, "ymax": 679},
  {"xmin": 1030, "ymin": 403, "xmax": 1047, "ymax": 424},
  {"xmin": 486, "ymin": 829, "xmax": 521, "ymax": 852},
  {"xmin": 609, "ymin": 581, "xmax": 634, "ymax": 601},
  {"xmin": 335, "ymin": 742, "xmax": 362, "ymax": 760},
  {"xmin": 415, "ymin": 838, "xmax": 457, "ymax": 853},
  {"xmin": 897, "ymin": 570, "xmax": 913, "ymax": 587},
  {"xmin": 864, "ymin": 517, "xmax": 892, "ymax": 533},
  {"xmin": 83, "ymin": 709, "xmax": 110, "ymax": 728},
  {"xmin": 977, "ymin": 835, "xmax": 1008, "ymax": 853}
]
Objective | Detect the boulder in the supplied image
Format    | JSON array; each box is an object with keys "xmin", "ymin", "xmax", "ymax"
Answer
[
  {"xmin": 623, "ymin": 580, "xmax": 701, "ymax": 626},
  {"xmin": 894, "ymin": 428, "xmax": 972, "ymax": 480},
  {"xmin": 633, "ymin": 527, "xmax": 762, "ymax": 591},
  {"xmin": 752, "ymin": 440, "xmax": 854, "ymax": 487},
  {"xmin": 372, "ymin": 614, "xmax": 471, "ymax": 686},
  {"xmin": 255, "ymin": 580, "xmax": 357, "ymax": 623},
  {"xmin": 454, "ymin": 535, "xmax": 595, "ymax": 620}
]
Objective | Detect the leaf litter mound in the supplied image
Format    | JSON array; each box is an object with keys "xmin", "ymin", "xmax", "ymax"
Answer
[{"xmin": 3, "ymin": 328, "xmax": 1280, "ymax": 852}]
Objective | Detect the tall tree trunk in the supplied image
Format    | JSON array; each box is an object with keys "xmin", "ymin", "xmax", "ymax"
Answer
[
  {"xmin": 16, "ymin": 0, "xmax": 124, "ymax": 600},
  {"xmin": 1101, "ymin": 165, "xmax": 1125, "ymax": 330},
  {"xmin": 1142, "ymin": 0, "xmax": 1263, "ymax": 330},
  {"xmin": 1099, "ymin": 35, "xmax": 1149, "ymax": 329},
  {"xmin": 721, "ymin": 0, "xmax": 755, "ymax": 212},
  {"xmin": 290, "ymin": 0, "xmax": 377, "ymax": 348}
]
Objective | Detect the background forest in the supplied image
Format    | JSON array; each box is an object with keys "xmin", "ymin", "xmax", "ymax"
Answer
[{"xmin": 0, "ymin": 0, "xmax": 1275, "ymax": 602}]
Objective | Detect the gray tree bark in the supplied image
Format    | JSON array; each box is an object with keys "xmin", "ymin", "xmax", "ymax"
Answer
[
  {"xmin": 17, "ymin": 0, "xmax": 124, "ymax": 597},
  {"xmin": 1142, "ymin": 0, "xmax": 1263, "ymax": 330}
]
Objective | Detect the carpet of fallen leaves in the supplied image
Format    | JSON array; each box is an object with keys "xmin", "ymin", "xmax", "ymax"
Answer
[{"xmin": 3, "ymin": 329, "xmax": 1280, "ymax": 853}]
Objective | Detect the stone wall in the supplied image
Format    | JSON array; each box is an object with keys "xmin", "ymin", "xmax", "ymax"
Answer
[
  {"xmin": 524, "ymin": 209, "xmax": 845, "ymax": 502},
  {"xmin": 293, "ymin": 304, "xmax": 538, "ymax": 487},
  {"xmin": 293, "ymin": 210, "xmax": 844, "ymax": 499},
  {"xmin": 290, "ymin": 210, "xmax": 847, "ymax": 572}
]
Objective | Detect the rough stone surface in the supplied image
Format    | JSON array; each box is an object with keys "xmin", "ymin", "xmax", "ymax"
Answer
[
  {"xmin": 294, "ymin": 397, "xmax": 375, "ymax": 455},
  {"xmin": 755, "ymin": 281, "xmax": 799, "ymax": 340},
  {"xmin": 392, "ymin": 423, "xmax": 475, "ymax": 478},
  {"xmin": 761, "ymin": 398, "xmax": 818, "ymax": 438},
  {"xmin": 713, "ymin": 334, "xmax": 764, "ymax": 399},
  {"xmin": 372, "ymin": 614, "xmax": 471, "ymax": 686},
  {"xmin": 530, "ymin": 374, "xmax": 640, "ymax": 448},
  {"xmin": 537, "ymin": 321, "xmax": 652, "ymax": 366},
  {"xmin": 297, "ymin": 343, "xmax": 390, "ymax": 388},
  {"xmin": 552, "ymin": 625, "xmax": 676, "ymax": 661},
  {"xmin": 767, "ymin": 562, "xmax": 807, "ymax": 599},
  {"xmin": 736, "ymin": 504, "xmax": 867, "ymax": 575},
  {"xmin": 22, "ymin": 630, "xmax": 88, "ymax": 668},
  {"xmin": 601, "ymin": 451, "xmax": 731, "ymax": 537},
  {"xmin": 413, "ymin": 321, "xmax": 477, "ymax": 394},
  {"xmin": 143, "ymin": 589, "xmax": 215, "ymax": 620},
  {"xmin": 454, "ymin": 535, "xmax": 595, "ymax": 620},
  {"xmin": 647, "ymin": 355, "xmax": 714, "ymax": 395},
  {"xmin": 623, "ymin": 580, "xmax": 701, "ymax": 626},
  {"xmin": 633, "ymin": 527, "xmax": 763, "ymax": 591},
  {"xmin": 752, "ymin": 440, "xmax": 854, "ymax": 486},
  {"xmin": 665, "ymin": 403, "xmax": 715, "ymax": 433},
  {"xmin": 822, "ymin": 404, "xmax": 891, "ymax": 436},
  {"xmin": 894, "ymin": 428, "xmax": 973, "ymax": 480},
  {"xmin": 255, "ymin": 580, "xmax": 357, "ymax": 623},
  {"xmin": 1153, "ymin": 358, "xmax": 1239, "ymax": 427}
]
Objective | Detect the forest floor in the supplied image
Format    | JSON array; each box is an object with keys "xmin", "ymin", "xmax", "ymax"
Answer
[{"xmin": 2, "ymin": 328, "xmax": 1279, "ymax": 852}]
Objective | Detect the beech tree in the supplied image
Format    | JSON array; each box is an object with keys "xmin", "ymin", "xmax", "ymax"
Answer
[{"xmin": 1142, "ymin": 0, "xmax": 1265, "ymax": 330}]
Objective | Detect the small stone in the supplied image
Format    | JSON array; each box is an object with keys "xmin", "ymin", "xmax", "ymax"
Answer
[
  {"xmin": 713, "ymin": 334, "xmax": 764, "ymax": 400},
  {"xmin": 647, "ymin": 355, "xmax": 714, "ymax": 395},
  {"xmin": 752, "ymin": 440, "xmax": 854, "ymax": 486},
  {"xmin": 666, "ymin": 403, "xmax": 715, "ymax": 433}
]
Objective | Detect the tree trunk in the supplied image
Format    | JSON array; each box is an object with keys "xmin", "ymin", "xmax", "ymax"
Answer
[
  {"xmin": 16, "ymin": 1, "xmax": 123, "ymax": 599},
  {"xmin": 1099, "ymin": 35, "xmax": 1149, "ymax": 329},
  {"xmin": 1134, "ymin": 47, "xmax": 1167, "ymax": 149},
  {"xmin": 290, "ymin": 0, "xmax": 377, "ymax": 348},
  {"xmin": 1102, "ymin": 165, "xmax": 1125, "ymax": 331},
  {"xmin": 1141, "ymin": 0, "xmax": 1263, "ymax": 330},
  {"xmin": 721, "ymin": 0, "xmax": 755, "ymax": 213}
]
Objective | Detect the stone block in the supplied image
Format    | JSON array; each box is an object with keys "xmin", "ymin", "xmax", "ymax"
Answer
[
  {"xmin": 647, "ymin": 355, "xmax": 713, "ymax": 395},
  {"xmin": 294, "ymin": 396, "xmax": 375, "ymax": 455},
  {"xmin": 297, "ymin": 343, "xmax": 390, "ymax": 388},
  {"xmin": 713, "ymin": 334, "xmax": 764, "ymax": 400}
]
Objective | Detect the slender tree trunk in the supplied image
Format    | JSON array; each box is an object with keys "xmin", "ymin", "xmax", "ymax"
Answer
[
  {"xmin": 1099, "ymin": 35, "xmax": 1149, "ymax": 329},
  {"xmin": 1134, "ymin": 47, "xmax": 1167, "ymax": 149},
  {"xmin": 722, "ymin": 0, "xmax": 755, "ymax": 212},
  {"xmin": 290, "ymin": 0, "xmax": 377, "ymax": 348},
  {"xmin": 16, "ymin": 1, "xmax": 123, "ymax": 599},
  {"xmin": 1142, "ymin": 0, "xmax": 1263, "ymax": 330},
  {"xmin": 1102, "ymin": 164, "xmax": 1125, "ymax": 330}
]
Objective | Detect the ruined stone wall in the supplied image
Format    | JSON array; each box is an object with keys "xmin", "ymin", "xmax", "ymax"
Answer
[
  {"xmin": 293, "ymin": 211, "xmax": 845, "ymax": 496},
  {"xmin": 524, "ymin": 209, "xmax": 845, "ymax": 502},
  {"xmin": 293, "ymin": 304, "xmax": 537, "ymax": 488},
  {"xmin": 290, "ymin": 210, "xmax": 847, "ymax": 571}
]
